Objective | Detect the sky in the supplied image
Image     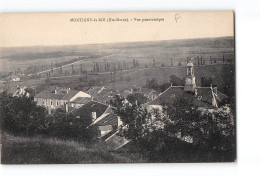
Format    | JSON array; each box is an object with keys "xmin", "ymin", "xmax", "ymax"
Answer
[{"xmin": 0, "ymin": 11, "xmax": 234, "ymax": 47}]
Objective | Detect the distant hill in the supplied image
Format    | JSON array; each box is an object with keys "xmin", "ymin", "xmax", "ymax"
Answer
[{"xmin": 0, "ymin": 36, "xmax": 234, "ymax": 61}]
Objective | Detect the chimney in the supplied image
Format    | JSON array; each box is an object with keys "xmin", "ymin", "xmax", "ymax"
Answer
[
  {"xmin": 213, "ymin": 87, "xmax": 217, "ymax": 95},
  {"xmin": 92, "ymin": 112, "xmax": 97, "ymax": 121},
  {"xmin": 66, "ymin": 89, "xmax": 69, "ymax": 94},
  {"xmin": 65, "ymin": 103, "xmax": 68, "ymax": 113},
  {"xmin": 54, "ymin": 89, "xmax": 57, "ymax": 94},
  {"xmin": 212, "ymin": 97, "xmax": 217, "ymax": 107},
  {"xmin": 194, "ymin": 89, "xmax": 198, "ymax": 96}
]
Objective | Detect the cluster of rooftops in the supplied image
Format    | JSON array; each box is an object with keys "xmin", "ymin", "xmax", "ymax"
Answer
[{"xmin": 32, "ymin": 62, "xmax": 229, "ymax": 149}]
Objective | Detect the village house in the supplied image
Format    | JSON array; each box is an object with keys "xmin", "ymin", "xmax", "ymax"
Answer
[
  {"xmin": 34, "ymin": 87, "xmax": 91, "ymax": 113},
  {"xmin": 139, "ymin": 88, "xmax": 159, "ymax": 101},
  {"xmin": 86, "ymin": 86, "xmax": 117, "ymax": 104},
  {"xmin": 71, "ymin": 100, "xmax": 121, "ymax": 138},
  {"xmin": 12, "ymin": 86, "xmax": 30, "ymax": 97}
]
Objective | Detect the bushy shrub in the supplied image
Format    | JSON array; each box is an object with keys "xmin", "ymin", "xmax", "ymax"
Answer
[{"xmin": 0, "ymin": 91, "xmax": 97, "ymax": 143}]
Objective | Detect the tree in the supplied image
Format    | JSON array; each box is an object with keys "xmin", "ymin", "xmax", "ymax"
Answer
[
  {"xmin": 159, "ymin": 82, "xmax": 171, "ymax": 92},
  {"xmin": 24, "ymin": 87, "xmax": 35, "ymax": 97},
  {"xmin": 111, "ymin": 95, "xmax": 235, "ymax": 162},
  {"xmin": 127, "ymin": 93, "xmax": 148, "ymax": 105},
  {"xmin": 169, "ymin": 75, "xmax": 184, "ymax": 86},
  {"xmin": 110, "ymin": 95, "xmax": 152, "ymax": 143},
  {"xmin": 0, "ymin": 91, "xmax": 47, "ymax": 136},
  {"xmin": 201, "ymin": 77, "xmax": 213, "ymax": 87},
  {"xmin": 145, "ymin": 78, "xmax": 159, "ymax": 90},
  {"xmin": 163, "ymin": 97, "xmax": 235, "ymax": 156}
]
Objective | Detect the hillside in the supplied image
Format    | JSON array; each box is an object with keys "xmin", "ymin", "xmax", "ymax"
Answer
[
  {"xmin": 1, "ymin": 133, "xmax": 139, "ymax": 164},
  {"xmin": 0, "ymin": 36, "xmax": 234, "ymax": 73},
  {"xmin": 0, "ymin": 36, "xmax": 234, "ymax": 59}
]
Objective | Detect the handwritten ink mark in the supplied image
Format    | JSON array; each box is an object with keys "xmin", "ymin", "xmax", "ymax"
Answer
[{"xmin": 175, "ymin": 14, "xmax": 181, "ymax": 23}]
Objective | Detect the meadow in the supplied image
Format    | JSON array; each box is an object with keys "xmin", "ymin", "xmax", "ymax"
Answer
[
  {"xmin": 0, "ymin": 36, "xmax": 234, "ymax": 75},
  {"xmin": 1, "ymin": 133, "xmax": 142, "ymax": 164}
]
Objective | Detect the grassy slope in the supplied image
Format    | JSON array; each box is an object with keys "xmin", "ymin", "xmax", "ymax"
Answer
[{"xmin": 1, "ymin": 133, "xmax": 138, "ymax": 164}]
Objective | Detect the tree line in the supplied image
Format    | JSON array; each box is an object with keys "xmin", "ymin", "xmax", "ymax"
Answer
[
  {"xmin": 0, "ymin": 91, "xmax": 97, "ymax": 144},
  {"xmin": 110, "ymin": 95, "xmax": 236, "ymax": 162}
]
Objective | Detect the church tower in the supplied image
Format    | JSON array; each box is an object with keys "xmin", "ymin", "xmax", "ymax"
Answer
[{"xmin": 184, "ymin": 60, "xmax": 196, "ymax": 92}]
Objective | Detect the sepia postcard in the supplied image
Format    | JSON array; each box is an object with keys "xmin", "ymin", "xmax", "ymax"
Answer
[{"xmin": 0, "ymin": 11, "xmax": 235, "ymax": 164}]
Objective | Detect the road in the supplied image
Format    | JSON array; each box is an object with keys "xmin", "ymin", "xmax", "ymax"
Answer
[{"xmin": 27, "ymin": 53, "xmax": 118, "ymax": 76}]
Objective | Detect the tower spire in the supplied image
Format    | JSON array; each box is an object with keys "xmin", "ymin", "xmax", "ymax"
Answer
[{"xmin": 184, "ymin": 60, "xmax": 196, "ymax": 92}]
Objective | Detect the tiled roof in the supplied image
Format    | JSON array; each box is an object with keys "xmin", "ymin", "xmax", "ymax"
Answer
[
  {"xmin": 72, "ymin": 100, "xmax": 108, "ymax": 118},
  {"xmin": 105, "ymin": 131, "xmax": 130, "ymax": 150},
  {"xmin": 147, "ymin": 86, "xmax": 184, "ymax": 105},
  {"xmin": 94, "ymin": 113, "xmax": 118, "ymax": 127},
  {"xmin": 35, "ymin": 87, "xmax": 80, "ymax": 100},
  {"xmin": 50, "ymin": 93, "xmax": 65, "ymax": 100},
  {"xmin": 71, "ymin": 97, "xmax": 91, "ymax": 104},
  {"xmin": 35, "ymin": 87, "xmax": 56, "ymax": 99},
  {"xmin": 148, "ymin": 86, "xmax": 228, "ymax": 108},
  {"xmin": 61, "ymin": 90, "xmax": 80, "ymax": 100}
]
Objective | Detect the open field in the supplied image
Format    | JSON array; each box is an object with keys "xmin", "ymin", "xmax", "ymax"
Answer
[
  {"xmin": 0, "ymin": 62, "xmax": 234, "ymax": 99},
  {"xmin": 116, "ymin": 64, "xmax": 235, "ymax": 86},
  {"xmin": 1, "ymin": 133, "xmax": 143, "ymax": 164},
  {"xmin": 0, "ymin": 36, "xmax": 234, "ymax": 75}
]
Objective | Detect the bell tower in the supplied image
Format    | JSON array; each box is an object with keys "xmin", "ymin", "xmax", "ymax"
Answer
[{"xmin": 184, "ymin": 61, "xmax": 196, "ymax": 92}]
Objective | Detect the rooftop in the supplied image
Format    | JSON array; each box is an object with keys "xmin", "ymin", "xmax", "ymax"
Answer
[
  {"xmin": 148, "ymin": 86, "xmax": 228, "ymax": 108},
  {"xmin": 35, "ymin": 87, "xmax": 80, "ymax": 100},
  {"xmin": 71, "ymin": 97, "xmax": 91, "ymax": 104},
  {"xmin": 71, "ymin": 100, "xmax": 109, "ymax": 118}
]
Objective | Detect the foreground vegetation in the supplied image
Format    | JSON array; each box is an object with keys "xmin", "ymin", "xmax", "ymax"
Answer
[
  {"xmin": 0, "ymin": 69, "xmax": 235, "ymax": 163},
  {"xmin": 110, "ymin": 95, "xmax": 236, "ymax": 162},
  {"xmin": 1, "ymin": 133, "xmax": 138, "ymax": 164}
]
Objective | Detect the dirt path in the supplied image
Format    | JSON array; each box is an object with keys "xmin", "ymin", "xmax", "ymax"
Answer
[{"xmin": 27, "ymin": 53, "xmax": 118, "ymax": 76}]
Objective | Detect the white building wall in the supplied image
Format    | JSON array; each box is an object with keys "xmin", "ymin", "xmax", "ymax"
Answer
[{"xmin": 70, "ymin": 91, "xmax": 91, "ymax": 102}]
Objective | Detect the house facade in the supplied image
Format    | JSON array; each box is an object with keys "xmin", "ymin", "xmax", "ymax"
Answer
[{"xmin": 34, "ymin": 87, "xmax": 91, "ymax": 113}]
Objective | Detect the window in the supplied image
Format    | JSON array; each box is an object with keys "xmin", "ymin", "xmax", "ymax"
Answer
[
  {"xmin": 56, "ymin": 101, "xmax": 59, "ymax": 106},
  {"xmin": 50, "ymin": 101, "xmax": 53, "ymax": 105},
  {"xmin": 153, "ymin": 108, "xmax": 159, "ymax": 114}
]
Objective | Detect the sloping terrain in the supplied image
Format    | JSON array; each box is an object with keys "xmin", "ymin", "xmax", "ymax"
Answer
[{"xmin": 1, "ymin": 133, "xmax": 135, "ymax": 164}]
